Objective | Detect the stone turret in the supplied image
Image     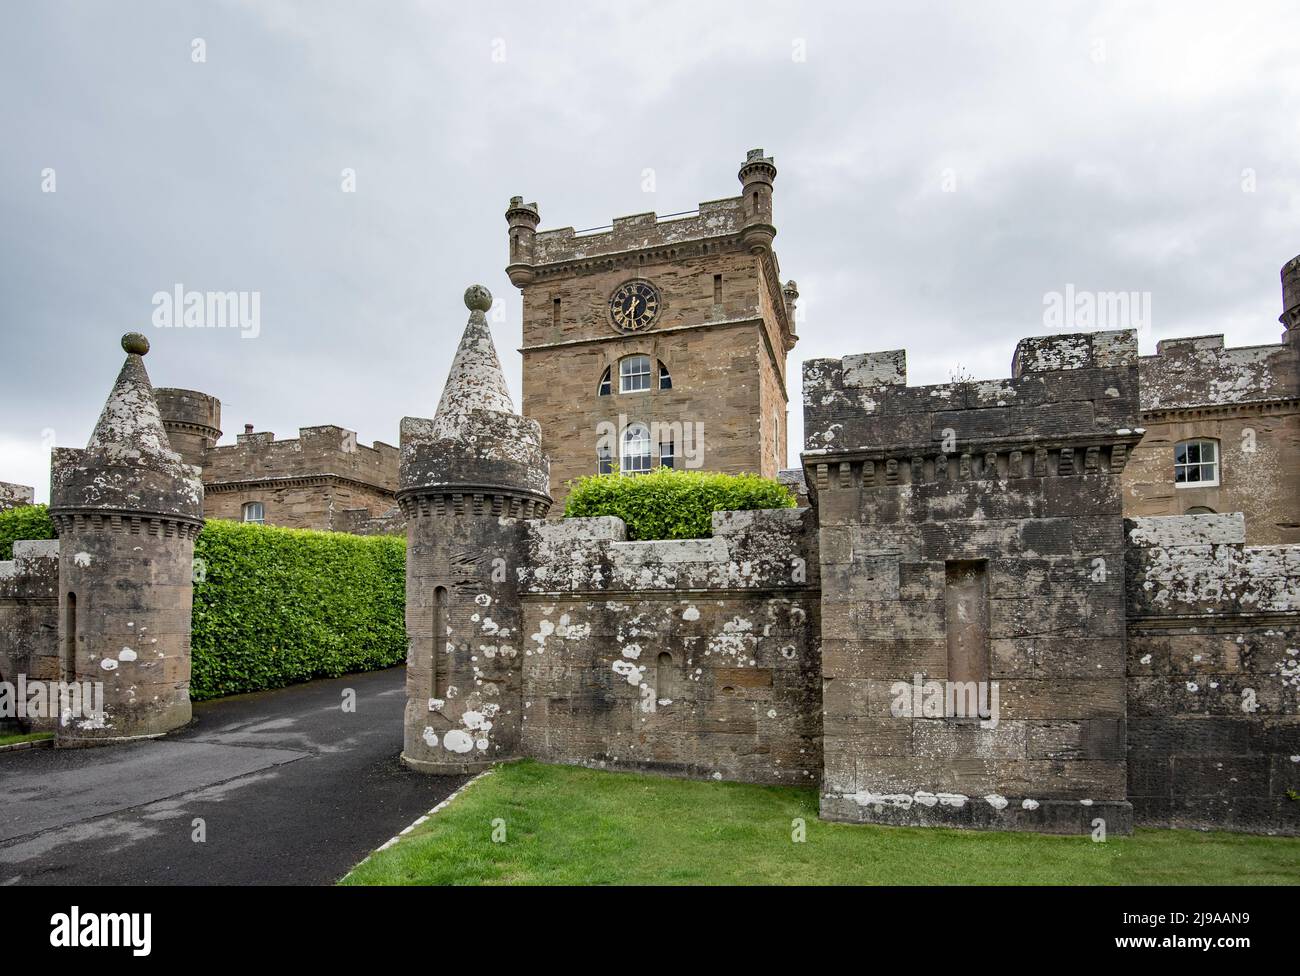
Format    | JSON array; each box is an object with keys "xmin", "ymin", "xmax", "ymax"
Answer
[
  {"xmin": 1282, "ymin": 253, "xmax": 1300, "ymax": 345},
  {"xmin": 398, "ymin": 286, "xmax": 550, "ymax": 773},
  {"xmin": 738, "ymin": 147, "xmax": 778, "ymax": 253},
  {"xmin": 504, "ymin": 197, "xmax": 541, "ymax": 287},
  {"xmin": 48, "ymin": 333, "xmax": 204, "ymax": 745},
  {"xmin": 155, "ymin": 388, "xmax": 222, "ymax": 473}
]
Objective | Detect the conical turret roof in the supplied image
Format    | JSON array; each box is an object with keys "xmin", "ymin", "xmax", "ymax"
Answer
[
  {"xmin": 87, "ymin": 338, "xmax": 174, "ymax": 457},
  {"xmin": 430, "ymin": 284, "xmax": 516, "ymax": 439}
]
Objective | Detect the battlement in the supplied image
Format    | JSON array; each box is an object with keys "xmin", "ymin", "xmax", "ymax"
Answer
[
  {"xmin": 0, "ymin": 482, "xmax": 34, "ymax": 512},
  {"xmin": 532, "ymin": 197, "xmax": 749, "ymax": 266},
  {"xmin": 520, "ymin": 507, "xmax": 818, "ymax": 594},
  {"xmin": 204, "ymin": 424, "xmax": 399, "ymax": 492},
  {"xmin": 155, "ymin": 388, "xmax": 222, "ymax": 433},
  {"xmin": 1138, "ymin": 333, "xmax": 1299, "ymax": 411},
  {"xmin": 803, "ymin": 329, "xmax": 1140, "ymax": 459},
  {"xmin": 507, "ymin": 148, "xmax": 778, "ymax": 281}
]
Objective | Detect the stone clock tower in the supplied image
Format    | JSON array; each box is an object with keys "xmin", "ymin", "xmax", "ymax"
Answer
[{"xmin": 505, "ymin": 148, "xmax": 799, "ymax": 511}]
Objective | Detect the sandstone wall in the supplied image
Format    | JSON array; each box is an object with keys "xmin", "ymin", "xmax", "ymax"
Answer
[
  {"xmin": 806, "ymin": 330, "xmax": 1140, "ymax": 833},
  {"xmin": 201, "ymin": 425, "xmax": 398, "ymax": 530},
  {"xmin": 1125, "ymin": 513, "xmax": 1300, "ymax": 834},
  {"xmin": 1124, "ymin": 335, "xmax": 1300, "ymax": 545},
  {"xmin": 517, "ymin": 507, "xmax": 821, "ymax": 784},
  {"xmin": 0, "ymin": 540, "xmax": 60, "ymax": 733}
]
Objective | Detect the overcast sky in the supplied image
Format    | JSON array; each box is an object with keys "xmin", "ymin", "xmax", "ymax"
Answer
[{"xmin": 2, "ymin": 1, "xmax": 1297, "ymax": 502}]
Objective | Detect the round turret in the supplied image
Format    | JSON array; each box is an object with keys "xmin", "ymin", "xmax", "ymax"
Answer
[
  {"xmin": 738, "ymin": 148, "xmax": 778, "ymax": 253},
  {"xmin": 505, "ymin": 196, "xmax": 542, "ymax": 286}
]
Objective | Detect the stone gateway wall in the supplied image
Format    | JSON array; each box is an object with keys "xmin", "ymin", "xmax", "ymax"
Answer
[
  {"xmin": 518, "ymin": 508, "xmax": 822, "ymax": 784},
  {"xmin": 805, "ymin": 331, "xmax": 1140, "ymax": 833},
  {"xmin": 1126, "ymin": 514, "xmax": 1300, "ymax": 834}
]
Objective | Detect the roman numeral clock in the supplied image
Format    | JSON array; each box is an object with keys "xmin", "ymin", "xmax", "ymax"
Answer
[{"xmin": 609, "ymin": 279, "xmax": 660, "ymax": 333}]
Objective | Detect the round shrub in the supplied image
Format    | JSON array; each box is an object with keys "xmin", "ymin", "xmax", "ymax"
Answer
[{"xmin": 562, "ymin": 468, "xmax": 796, "ymax": 541}]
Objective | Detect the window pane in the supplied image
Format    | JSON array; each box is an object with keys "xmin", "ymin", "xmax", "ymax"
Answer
[
  {"xmin": 622, "ymin": 424, "xmax": 651, "ymax": 473},
  {"xmin": 619, "ymin": 356, "xmax": 650, "ymax": 393},
  {"xmin": 1174, "ymin": 443, "xmax": 1187, "ymax": 464},
  {"xmin": 1201, "ymin": 441, "xmax": 1216, "ymax": 462}
]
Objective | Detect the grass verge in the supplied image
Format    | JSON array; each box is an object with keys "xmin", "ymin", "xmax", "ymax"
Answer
[
  {"xmin": 341, "ymin": 760, "xmax": 1300, "ymax": 886},
  {"xmin": 0, "ymin": 731, "xmax": 54, "ymax": 748}
]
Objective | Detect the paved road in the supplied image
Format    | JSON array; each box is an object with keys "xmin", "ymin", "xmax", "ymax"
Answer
[{"xmin": 0, "ymin": 667, "xmax": 466, "ymax": 885}]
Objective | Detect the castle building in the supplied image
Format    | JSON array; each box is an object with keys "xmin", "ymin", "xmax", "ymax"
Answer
[
  {"xmin": 2, "ymin": 152, "xmax": 1297, "ymax": 836},
  {"xmin": 1121, "ymin": 260, "xmax": 1300, "ymax": 545},
  {"xmin": 153, "ymin": 388, "xmax": 400, "ymax": 534},
  {"xmin": 505, "ymin": 149, "xmax": 799, "ymax": 511}
]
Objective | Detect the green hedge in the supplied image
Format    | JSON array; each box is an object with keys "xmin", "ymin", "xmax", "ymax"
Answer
[
  {"xmin": 0, "ymin": 503, "xmax": 56, "ymax": 560},
  {"xmin": 190, "ymin": 520, "xmax": 406, "ymax": 701},
  {"xmin": 562, "ymin": 468, "xmax": 796, "ymax": 540}
]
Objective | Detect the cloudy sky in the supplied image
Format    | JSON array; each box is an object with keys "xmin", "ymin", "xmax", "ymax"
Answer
[{"xmin": 2, "ymin": 1, "xmax": 1297, "ymax": 501}]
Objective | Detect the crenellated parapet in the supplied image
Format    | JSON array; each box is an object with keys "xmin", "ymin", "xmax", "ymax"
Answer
[{"xmin": 806, "ymin": 329, "xmax": 1141, "ymax": 833}]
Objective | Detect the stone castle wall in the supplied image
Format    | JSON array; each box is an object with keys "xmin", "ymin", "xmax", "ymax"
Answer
[
  {"xmin": 517, "ymin": 507, "xmax": 822, "ymax": 784},
  {"xmin": 201, "ymin": 425, "xmax": 400, "ymax": 531},
  {"xmin": 1125, "ymin": 513, "xmax": 1300, "ymax": 834},
  {"xmin": 0, "ymin": 482, "xmax": 35, "ymax": 513},
  {"xmin": 0, "ymin": 540, "xmax": 60, "ymax": 733},
  {"xmin": 805, "ymin": 331, "xmax": 1141, "ymax": 833},
  {"xmin": 1124, "ymin": 335, "xmax": 1300, "ymax": 545}
]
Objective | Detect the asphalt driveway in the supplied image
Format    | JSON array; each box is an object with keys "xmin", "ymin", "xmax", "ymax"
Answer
[{"xmin": 0, "ymin": 667, "xmax": 466, "ymax": 885}]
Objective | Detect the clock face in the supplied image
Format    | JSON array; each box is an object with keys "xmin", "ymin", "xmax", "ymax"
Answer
[{"xmin": 609, "ymin": 280, "xmax": 661, "ymax": 333}]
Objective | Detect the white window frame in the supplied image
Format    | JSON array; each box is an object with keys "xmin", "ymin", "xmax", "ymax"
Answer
[
  {"xmin": 619, "ymin": 355, "xmax": 651, "ymax": 394},
  {"xmin": 597, "ymin": 366, "xmax": 612, "ymax": 397},
  {"xmin": 1174, "ymin": 438, "xmax": 1219, "ymax": 488},
  {"xmin": 621, "ymin": 423, "xmax": 652, "ymax": 475},
  {"xmin": 242, "ymin": 501, "xmax": 265, "ymax": 524},
  {"xmin": 597, "ymin": 443, "xmax": 614, "ymax": 475}
]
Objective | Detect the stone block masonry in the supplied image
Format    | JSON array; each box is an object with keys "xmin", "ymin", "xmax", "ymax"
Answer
[
  {"xmin": 518, "ymin": 508, "xmax": 821, "ymax": 784},
  {"xmin": 0, "ymin": 539, "xmax": 60, "ymax": 734},
  {"xmin": 805, "ymin": 330, "xmax": 1142, "ymax": 834},
  {"xmin": 1126, "ymin": 513, "xmax": 1300, "ymax": 834}
]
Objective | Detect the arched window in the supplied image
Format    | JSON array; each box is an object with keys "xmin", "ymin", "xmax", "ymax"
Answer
[
  {"xmin": 658, "ymin": 360, "xmax": 672, "ymax": 390},
  {"xmin": 619, "ymin": 355, "xmax": 651, "ymax": 393},
  {"xmin": 621, "ymin": 423, "xmax": 652, "ymax": 475},
  {"xmin": 1174, "ymin": 439, "xmax": 1219, "ymax": 487},
  {"xmin": 242, "ymin": 501, "xmax": 265, "ymax": 524},
  {"xmin": 1185, "ymin": 505, "xmax": 1217, "ymax": 515},
  {"xmin": 597, "ymin": 365, "xmax": 612, "ymax": 397},
  {"xmin": 597, "ymin": 443, "xmax": 614, "ymax": 475}
]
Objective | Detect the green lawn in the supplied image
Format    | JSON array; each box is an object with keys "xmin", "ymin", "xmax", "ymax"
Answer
[
  {"xmin": 341, "ymin": 760, "xmax": 1300, "ymax": 886},
  {"xmin": 0, "ymin": 731, "xmax": 53, "ymax": 748}
]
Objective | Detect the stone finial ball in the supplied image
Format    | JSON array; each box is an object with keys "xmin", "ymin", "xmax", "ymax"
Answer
[
  {"xmin": 464, "ymin": 285, "xmax": 493, "ymax": 312},
  {"xmin": 122, "ymin": 332, "xmax": 150, "ymax": 355}
]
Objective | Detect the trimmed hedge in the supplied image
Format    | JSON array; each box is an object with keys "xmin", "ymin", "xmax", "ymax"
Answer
[
  {"xmin": 562, "ymin": 468, "xmax": 796, "ymax": 541},
  {"xmin": 190, "ymin": 520, "xmax": 406, "ymax": 700},
  {"xmin": 0, "ymin": 504, "xmax": 56, "ymax": 560}
]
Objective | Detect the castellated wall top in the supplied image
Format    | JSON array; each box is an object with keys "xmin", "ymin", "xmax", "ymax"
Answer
[
  {"xmin": 1137, "ymin": 334, "xmax": 1299, "ymax": 411},
  {"xmin": 802, "ymin": 329, "xmax": 1141, "ymax": 457},
  {"xmin": 532, "ymin": 197, "xmax": 748, "ymax": 266},
  {"xmin": 203, "ymin": 424, "xmax": 398, "ymax": 490},
  {"xmin": 520, "ymin": 507, "xmax": 818, "ymax": 594}
]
